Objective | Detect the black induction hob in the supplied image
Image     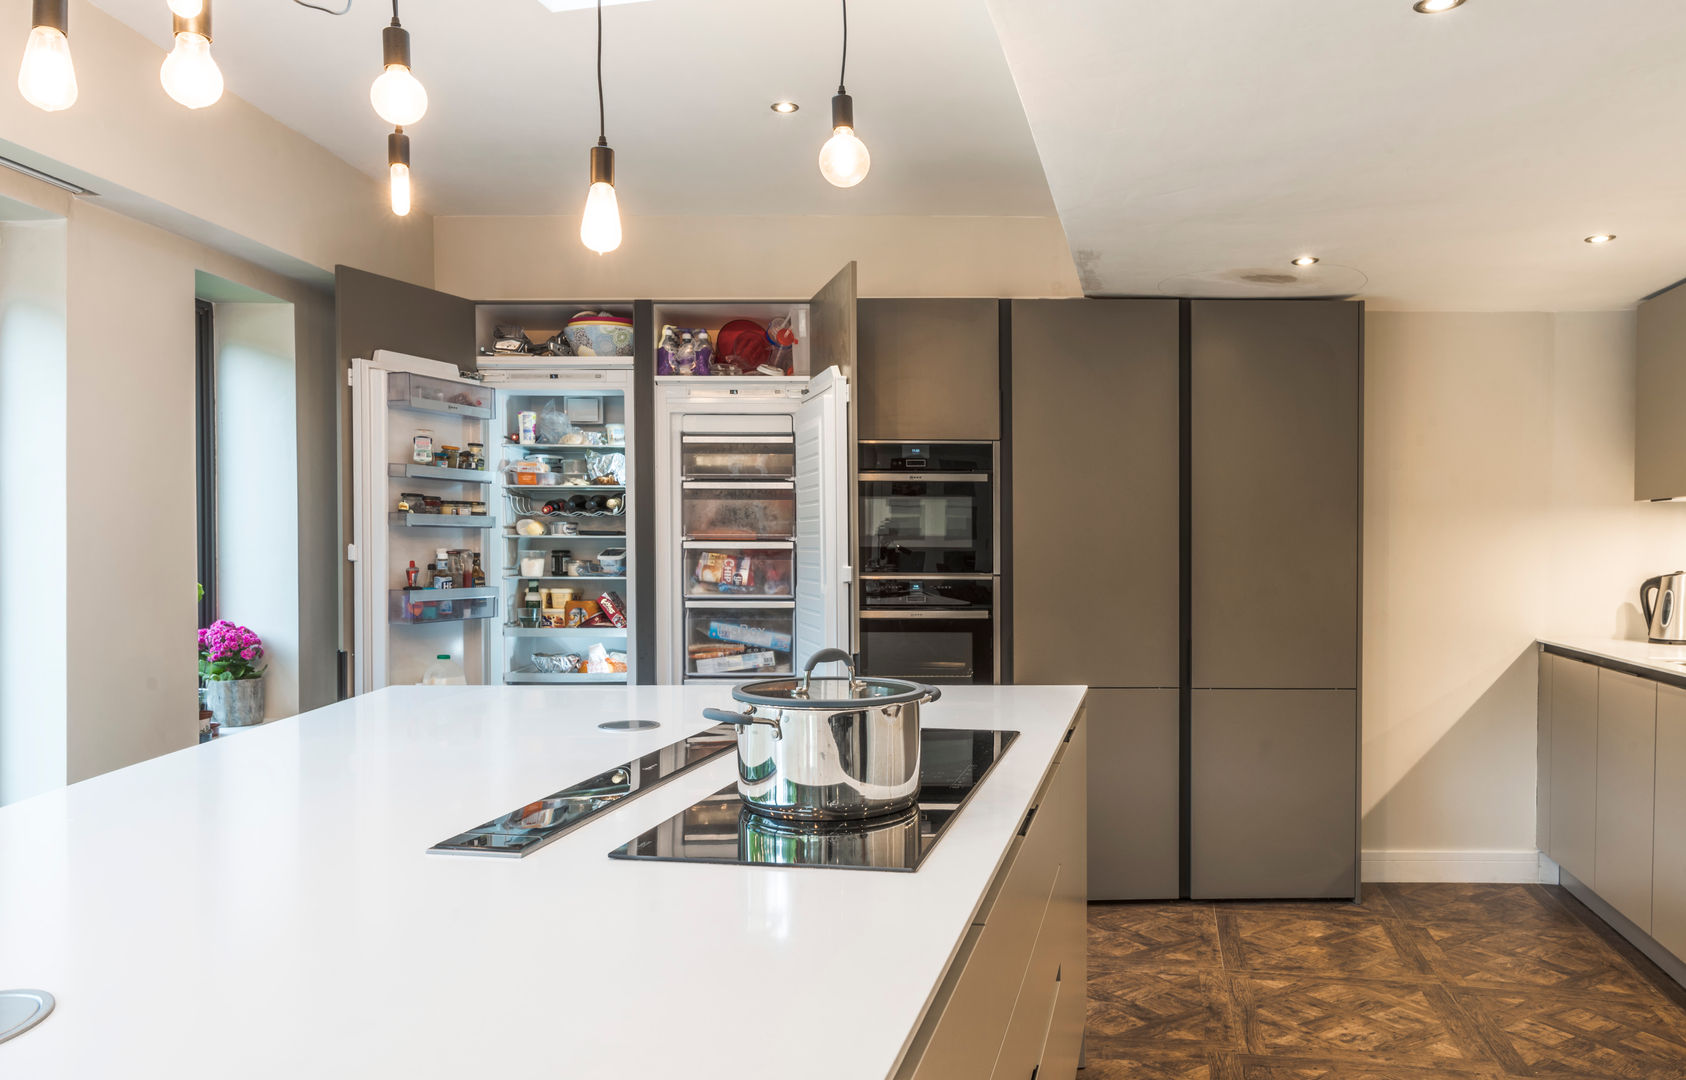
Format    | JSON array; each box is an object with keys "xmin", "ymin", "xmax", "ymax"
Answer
[{"xmin": 608, "ymin": 727, "xmax": 1019, "ymax": 872}]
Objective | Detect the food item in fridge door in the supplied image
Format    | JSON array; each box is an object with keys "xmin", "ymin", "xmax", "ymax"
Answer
[
  {"xmin": 706, "ymin": 620, "xmax": 793, "ymax": 653},
  {"xmin": 518, "ymin": 411, "xmax": 539, "ymax": 445},
  {"xmin": 412, "ymin": 432, "xmax": 434, "ymax": 464},
  {"xmin": 694, "ymin": 650, "xmax": 777, "ymax": 675},
  {"xmin": 597, "ymin": 590, "xmax": 627, "ymax": 628},
  {"xmin": 421, "ymin": 654, "xmax": 467, "ymax": 685},
  {"xmin": 440, "ymin": 445, "xmax": 461, "ymax": 469},
  {"xmin": 466, "ymin": 442, "xmax": 484, "ymax": 470},
  {"xmin": 405, "ymin": 561, "xmax": 419, "ymax": 588}
]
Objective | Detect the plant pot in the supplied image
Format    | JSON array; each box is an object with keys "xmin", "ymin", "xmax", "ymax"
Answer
[{"xmin": 205, "ymin": 678, "xmax": 265, "ymax": 728}]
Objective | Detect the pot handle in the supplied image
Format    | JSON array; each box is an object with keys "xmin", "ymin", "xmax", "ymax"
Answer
[
  {"xmin": 921, "ymin": 684, "xmax": 943, "ymax": 704},
  {"xmin": 801, "ymin": 648, "xmax": 864, "ymax": 698},
  {"xmin": 703, "ymin": 706, "xmax": 782, "ymax": 740}
]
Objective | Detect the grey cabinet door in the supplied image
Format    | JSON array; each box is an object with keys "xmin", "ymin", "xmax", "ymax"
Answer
[
  {"xmin": 1011, "ymin": 299, "xmax": 1180, "ymax": 688},
  {"xmin": 1653, "ymin": 685, "xmax": 1686, "ymax": 959},
  {"xmin": 1190, "ymin": 300, "xmax": 1361, "ymax": 690},
  {"xmin": 1637, "ymin": 283, "xmax": 1686, "ymax": 500},
  {"xmin": 1190, "ymin": 689, "xmax": 1357, "ymax": 899},
  {"xmin": 1537, "ymin": 650, "xmax": 1552, "ymax": 855},
  {"xmin": 1086, "ymin": 689, "xmax": 1179, "ymax": 900},
  {"xmin": 1548, "ymin": 656, "xmax": 1599, "ymax": 883},
  {"xmin": 857, "ymin": 299, "xmax": 999, "ymax": 440},
  {"xmin": 1595, "ymin": 669, "xmax": 1657, "ymax": 932}
]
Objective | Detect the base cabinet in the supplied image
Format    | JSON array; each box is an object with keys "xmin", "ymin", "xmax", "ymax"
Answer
[
  {"xmin": 1654, "ymin": 686, "xmax": 1686, "ymax": 959},
  {"xmin": 1594, "ymin": 669, "xmax": 1658, "ymax": 931},
  {"xmin": 1087, "ymin": 689, "xmax": 1179, "ymax": 900},
  {"xmin": 1190, "ymin": 690, "xmax": 1357, "ymax": 899},
  {"xmin": 896, "ymin": 711, "xmax": 1087, "ymax": 1080},
  {"xmin": 1547, "ymin": 656, "xmax": 1599, "ymax": 883}
]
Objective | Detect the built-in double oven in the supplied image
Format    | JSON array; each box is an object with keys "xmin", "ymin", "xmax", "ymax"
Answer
[{"xmin": 856, "ymin": 441, "xmax": 998, "ymax": 684}]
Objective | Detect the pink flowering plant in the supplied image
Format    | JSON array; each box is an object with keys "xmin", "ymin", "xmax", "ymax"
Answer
[{"xmin": 198, "ymin": 620, "xmax": 265, "ymax": 682}]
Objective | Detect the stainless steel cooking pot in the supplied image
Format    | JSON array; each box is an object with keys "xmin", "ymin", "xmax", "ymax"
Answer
[{"xmin": 702, "ymin": 649, "xmax": 942, "ymax": 821}]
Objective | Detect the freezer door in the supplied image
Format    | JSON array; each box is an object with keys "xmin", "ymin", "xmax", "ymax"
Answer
[
  {"xmin": 350, "ymin": 352, "xmax": 494, "ymax": 693},
  {"xmin": 794, "ymin": 368, "xmax": 853, "ymax": 665}
]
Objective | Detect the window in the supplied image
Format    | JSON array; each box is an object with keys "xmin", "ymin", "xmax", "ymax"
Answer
[{"xmin": 195, "ymin": 298, "xmax": 216, "ymax": 628}]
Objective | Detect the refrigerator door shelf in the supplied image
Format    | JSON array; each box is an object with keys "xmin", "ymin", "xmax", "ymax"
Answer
[
  {"xmin": 388, "ymin": 591, "xmax": 499, "ymax": 624},
  {"xmin": 391, "ymin": 512, "xmax": 497, "ymax": 529},
  {"xmin": 387, "ymin": 371, "xmax": 495, "ymax": 420},
  {"xmin": 389, "ymin": 462, "xmax": 495, "ymax": 484}
]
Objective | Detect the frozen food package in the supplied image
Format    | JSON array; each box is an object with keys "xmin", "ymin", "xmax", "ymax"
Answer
[
  {"xmin": 706, "ymin": 620, "xmax": 793, "ymax": 653},
  {"xmin": 692, "ymin": 552, "xmax": 755, "ymax": 590},
  {"xmin": 586, "ymin": 642, "xmax": 611, "ymax": 674},
  {"xmin": 694, "ymin": 650, "xmax": 777, "ymax": 675}
]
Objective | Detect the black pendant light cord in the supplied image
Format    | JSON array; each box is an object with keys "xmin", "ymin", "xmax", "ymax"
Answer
[
  {"xmin": 838, "ymin": 0, "xmax": 848, "ymax": 93},
  {"xmin": 596, "ymin": 0, "xmax": 607, "ymax": 145},
  {"xmin": 292, "ymin": 0, "xmax": 353, "ymax": 14}
]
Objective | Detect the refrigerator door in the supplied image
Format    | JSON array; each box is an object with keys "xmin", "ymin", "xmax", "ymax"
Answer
[
  {"xmin": 351, "ymin": 350, "xmax": 496, "ymax": 693},
  {"xmin": 794, "ymin": 368, "xmax": 853, "ymax": 666}
]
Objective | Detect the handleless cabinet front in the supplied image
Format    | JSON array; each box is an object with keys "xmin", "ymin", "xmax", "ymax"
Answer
[
  {"xmin": 1086, "ymin": 689, "xmax": 1180, "ymax": 900},
  {"xmin": 1011, "ymin": 299, "xmax": 1180, "ymax": 688},
  {"xmin": 1653, "ymin": 685, "xmax": 1686, "ymax": 960},
  {"xmin": 1548, "ymin": 656, "xmax": 1599, "ymax": 884},
  {"xmin": 857, "ymin": 299, "xmax": 999, "ymax": 440},
  {"xmin": 1190, "ymin": 300, "xmax": 1360, "ymax": 690},
  {"xmin": 1594, "ymin": 669, "xmax": 1657, "ymax": 931},
  {"xmin": 1190, "ymin": 689, "xmax": 1357, "ymax": 899}
]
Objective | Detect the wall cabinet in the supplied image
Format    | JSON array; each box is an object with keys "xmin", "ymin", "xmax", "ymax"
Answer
[
  {"xmin": 1637, "ymin": 282, "xmax": 1686, "ymax": 500},
  {"xmin": 1086, "ymin": 689, "xmax": 1180, "ymax": 900},
  {"xmin": 1547, "ymin": 654, "xmax": 1599, "ymax": 884},
  {"xmin": 1654, "ymin": 686, "xmax": 1686, "ymax": 960},
  {"xmin": 856, "ymin": 299, "xmax": 999, "ymax": 440},
  {"xmin": 1595, "ymin": 668, "xmax": 1657, "ymax": 932},
  {"xmin": 1190, "ymin": 689, "xmax": 1357, "ymax": 899}
]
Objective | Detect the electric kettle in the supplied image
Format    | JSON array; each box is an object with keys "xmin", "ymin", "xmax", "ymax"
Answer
[{"xmin": 1642, "ymin": 572, "xmax": 1686, "ymax": 644}]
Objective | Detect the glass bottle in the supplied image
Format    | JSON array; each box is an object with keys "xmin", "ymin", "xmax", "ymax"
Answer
[{"xmin": 471, "ymin": 552, "xmax": 486, "ymax": 588}]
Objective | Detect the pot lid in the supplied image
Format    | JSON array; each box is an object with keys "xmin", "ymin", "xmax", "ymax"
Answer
[{"xmin": 732, "ymin": 675, "xmax": 934, "ymax": 709}]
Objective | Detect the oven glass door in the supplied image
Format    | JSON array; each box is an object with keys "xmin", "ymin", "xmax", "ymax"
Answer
[
  {"xmin": 858, "ymin": 578, "xmax": 994, "ymax": 684},
  {"xmin": 859, "ymin": 476, "xmax": 994, "ymax": 574}
]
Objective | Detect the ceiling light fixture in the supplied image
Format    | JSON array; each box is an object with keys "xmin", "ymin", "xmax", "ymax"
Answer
[
  {"xmin": 167, "ymin": 0, "xmax": 204, "ymax": 17},
  {"xmin": 17, "ymin": 0, "xmax": 77, "ymax": 112},
  {"xmin": 771, "ymin": 101, "xmax": 799, "ymax": 114},
  {"xmin": 579, "ymin": 0, "xmax": 622, "ymax": 254},
  {"xmin": 160, "ymin": 0, "xmax": 223, "ymax": 109},
  {"xmin": 388, "ymin": 126, "xmax": 411, "ymax": 216},
  {"xmin": 1412, "ymin": 0, "xmax": 1466, "ymax": 12},
  {"xmin": 1585, "ymin": 234, "xmax": 1618, "ymax": 244},
  {"xmin": 818, "ymin": 0, "xmax": 870, "ymax": 188},
  {"xmin": 1292, "ymin": 256, "xmax": 1320, "ymax": 267},
  {"xmin": 370, "ymin": 1, "xmax": 427, "ymax": 127}
]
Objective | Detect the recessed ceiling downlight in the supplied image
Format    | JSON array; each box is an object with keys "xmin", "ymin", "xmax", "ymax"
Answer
[
  {"xmin": 1412, "ymin": 0, "xmax": 1466, "ymax": 12},
  {"xmin": 1585, "ymin": 234, "xmax": 1618, "ymax": 244},
  {"xmin": 771, "ymin": 101, "xmax": 799, "ymax": 114},
  {"xmin": 1292, "ymin": 256, "xmax": 1320, "ymax": 267}
]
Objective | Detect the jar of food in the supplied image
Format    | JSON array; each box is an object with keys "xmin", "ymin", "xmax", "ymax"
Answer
[
  {"xmin": 466, "ymin": 442, "xmax": 484, "ymax": 470},
  {"xmin": 441, "ymin": 445, "xmax": 461, "ymax": 469},
  {"xmin": 413, "ymin": 431, "xmax": 434, "ymax": 465}
]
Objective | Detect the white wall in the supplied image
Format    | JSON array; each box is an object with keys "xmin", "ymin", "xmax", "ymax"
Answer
[
  {"xmin": 0, "ymin": 216, "xmax": 69, "ymax": 806},
  {"xmin": 213, "ymin": 302, "xmax": 300, "ymax": 720},
  {"xmin": 1362, "ymin": 311, "xmax": 1686, "ymax": 879},
  {"xmin": 434, "ymin": 213, "xmax": 1082, "ymax": 300}
]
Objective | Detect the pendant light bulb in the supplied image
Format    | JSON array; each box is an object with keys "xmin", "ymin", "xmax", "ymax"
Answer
[
  {"xmin": 580, "ymin": 143, "xmax": 621, "ymax": 254},
  {"xmin": 18, "ymin": 1, "xmax": 77, "ymax": 112},
  {"xmin": 160, "ymin": 5, "xmax": 221, "ymax": 110},
  {"xmin": 818, "ymin": 3, "xmax": 869, "ymax": 188},
  {"xmin": 167, "ymin": 0, "xmax": 204, "ymax": 17},
  {"xmin": 388, "ymin": 126, "xmax": 412, "ymax": 217},
  {"xmin": 370, "ymin": 17, "xmax": 426, "ymax": 127}
]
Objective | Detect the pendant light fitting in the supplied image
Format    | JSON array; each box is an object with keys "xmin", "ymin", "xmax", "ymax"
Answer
[
  {"xmin": 371, "ymin": 0, "xmax": 427, "ymax": 127},
  {"xmin": 388, "ymin": 125, "xmax": 412, "ymax": 216},
  {"xmin": 18, "ymin": 0, "xmax": 77, "ymax": 112},
  {"xmin": 161, "ymin": 0, "xmax": 223, "ymax": 109},
  {"xmin": 579, "ymin": 0, "xmax": 622, "ymax": 254},
  {"xmin": 818, "ymin": 0, "xmax": 869, "ymax": 188}
]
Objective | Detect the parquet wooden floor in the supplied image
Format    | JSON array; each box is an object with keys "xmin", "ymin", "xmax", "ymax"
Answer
[{"xmin": 1086, "ymin": 884, "xmax": 1686, "ymax": 1079}]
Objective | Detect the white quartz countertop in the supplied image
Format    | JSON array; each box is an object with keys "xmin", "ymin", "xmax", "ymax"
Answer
[
  {"xmin": 1539, "ymin": 635, "xmax": 1686, "ymax": 682},
  {"xmin": 0, "ymin": 684, "xmax": 1085, "ymax": 1080}
]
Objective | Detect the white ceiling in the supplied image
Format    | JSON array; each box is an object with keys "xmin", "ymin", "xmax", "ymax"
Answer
[
  {"xmin": 86, "ymin": 0, "xmax": 1057, "ymax": 219},
  {"xmin": 985, "ymin": 0, "xmax": 1686, "ymax": 310}
]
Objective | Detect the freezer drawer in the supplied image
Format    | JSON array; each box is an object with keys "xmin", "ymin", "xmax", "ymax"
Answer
[
  {"xmin": 685, "ymin": 604, "xmax": 795, "ymax": 677},
  {"xmin": 682, "ymin": 484, "xmax": 796, "ymax": 540},
  {"xmin": 683, "ymin": 545, "xmax": 794, "ymax": 598},
  {"xmin": 681, "ymin": 435, "xmax": 796, "ymax": 479}
]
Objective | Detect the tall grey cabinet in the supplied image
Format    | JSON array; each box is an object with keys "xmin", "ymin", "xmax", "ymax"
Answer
[
  {"xmin": 1189, "ymin": 300, "xmax": 1362, "ymax": 899},
  {"xmin": 1010, "ymin": 299, "xmax": 1181, "ymax": 900}
]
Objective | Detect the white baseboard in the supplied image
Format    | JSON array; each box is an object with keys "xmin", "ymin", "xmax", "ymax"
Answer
[{"xmin": 1361, "ymin": 849, "xmax": 1545, "ymax": 884}]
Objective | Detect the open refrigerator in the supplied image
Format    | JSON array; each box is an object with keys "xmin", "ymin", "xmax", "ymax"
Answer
[
  {"xmin": 350, "ymin": 350, "xmax": 637, "ymax": 690},
  {"xmin": 655, "ymin": 366, "xmax": 851, "ymax": 683}
]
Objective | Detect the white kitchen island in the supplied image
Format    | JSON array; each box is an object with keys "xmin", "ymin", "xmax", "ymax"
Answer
[{"xmin": 0, "ymin": 684, "xmax": 1088, "ymax": 1080}]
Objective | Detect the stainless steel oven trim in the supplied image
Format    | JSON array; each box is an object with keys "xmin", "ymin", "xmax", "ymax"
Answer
[
  {"xmin": 858, "ymin": 472, "xmax": 991, "ymax": 482},
  {"xmin": 859, "ymin": 610, "xmax": 991, "ymax": 620}
]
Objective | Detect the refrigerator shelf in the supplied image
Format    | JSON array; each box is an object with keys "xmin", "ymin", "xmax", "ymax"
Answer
[
  {"xmin": 501, "ymin": 574, "xmax": 626, "ymax": 582},
  {"xmin": 504, "ymin": 484, "xmax": 626, "ymax": 494},
  {"xmin": 501, "ymin": 444, "xmax": 626, "ymax": 453},
  {"xmin": 391, "ymin": 512, "xmax": 497, "ymax": 529},
  {"xmin": 504, "ymin": 625, "xmax": 628, "ymax": 637},
  {"xmin": 504, "ymin": 531, "xmax": 627, "ymax": 542},
  {"xmin": 388, "ymin": 462, "xmax": 495, "ymax": 484},
  {"xmin": 389, "ymin": 591, "xmax": 498, "ymax": 624},
  {"xmin": 681, "ymin": 539, "xmax": 794, "ymax": 550},
  {"xmin": 684, "ymin": 597, "xmax": 794, "ymax": 609},
  {"xmin": 505, "ymin": 671, "xmax": 628, "ymax": 685}
]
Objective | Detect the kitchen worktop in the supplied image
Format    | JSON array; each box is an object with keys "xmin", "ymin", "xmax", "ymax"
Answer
[
  {"xmin": 0, "ymin": 683, "xmax": 1086, "ymax": 1080},
  {"xmin": 1540, "ymin": 635, "xmax": 1686, "ymax": 687}
]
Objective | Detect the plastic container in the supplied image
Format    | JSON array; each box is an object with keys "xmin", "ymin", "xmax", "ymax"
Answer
[{"xmin": 421, "ymin": 654, "xmax": 467, "ymax": 686}]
